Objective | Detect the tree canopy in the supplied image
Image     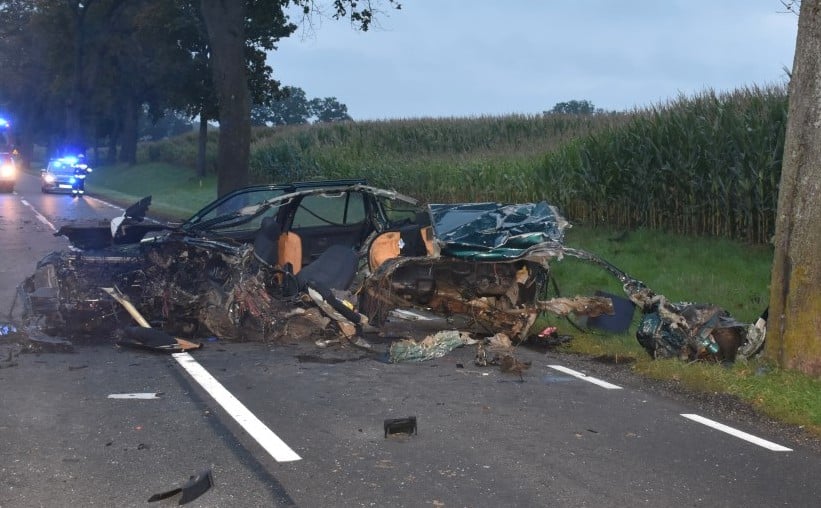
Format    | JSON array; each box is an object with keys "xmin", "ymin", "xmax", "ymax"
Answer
[
  {"xmin": 0, "ymin": 0, "xmax": 382, "ymax": 176},
  {"xmin": 251, "ymin": 86, "xmax": 352, "ymax": 126},
  {"xmin": 546, "ymin": 100, "xmax": 601, "ymax": 115}
]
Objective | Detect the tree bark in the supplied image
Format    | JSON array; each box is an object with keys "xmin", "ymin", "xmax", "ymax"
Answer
[
  {"xmin": 198, "ymin": 112, "xmax": 208, "ymax": 178},
  {"xmin": 118, "ymin": 93, "xmax": 138, "ymax": 165},
  {"xmin": 766, "ymin": 0, "xmax": 821, "ymax": 377},
  {"xmin": 200, "ymin": 0, "xmax": 250, "ymax": 197},
  {"xmin": 65, "ymin": 5, "xmax": 87, "ymax": 152}
]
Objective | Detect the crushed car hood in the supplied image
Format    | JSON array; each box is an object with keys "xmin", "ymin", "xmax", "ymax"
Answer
[{"xmin": 430, "ymin": 202, "xmax": 569, "ymax": 260}]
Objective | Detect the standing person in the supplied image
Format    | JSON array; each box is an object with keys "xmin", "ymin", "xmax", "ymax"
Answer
[{"xmin": 71, "ymin": 154, "xmax": 92, "ymax": 197}]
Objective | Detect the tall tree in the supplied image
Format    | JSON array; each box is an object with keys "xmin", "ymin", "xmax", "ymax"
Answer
[
  {"xmin": 199, "ymin": 0, "xmax": 296, "ymax": 196},
  {"xmin": 767, "ymin": 0, "xmax": 821, "ymax": 377},
  {"xmin": 199, "ymin": 1, "xmax": 252, "ymax": 197},
  {"xmin": 311, "ymin": 96, "xmax": 352, "ymax": 123},
  {"xmin": 253, "ymin": 86, "xmax": 311, "ymax": 125},
  {"xmin": 199, "ymin": 0, "xmax": 401, "ymax": 197},
  {"xmin": 547, "ymin": 100, "xmax": 599, "ymax": 115}
]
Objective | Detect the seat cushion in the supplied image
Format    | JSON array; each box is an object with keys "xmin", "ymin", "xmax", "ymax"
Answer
[{"xmin": 296, "ymin": 244, "xmax": 358, "ymax": 291}]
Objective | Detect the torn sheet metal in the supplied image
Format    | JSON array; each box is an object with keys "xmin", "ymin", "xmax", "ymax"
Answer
[
  {"xmin": 562, "ymin": 247, "xmax": 766, "ymax": 362},
  {"xmin": 17, "ymin": 188, "xmax": 766, "ymax": 364},
  {"xmin": 429, "ymin": 202, "xmax": 568, "ymax": 259}
]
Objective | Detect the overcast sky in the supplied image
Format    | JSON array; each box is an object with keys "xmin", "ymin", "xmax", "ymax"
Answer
[{"xmin": 267, "ymin": 0, "xmax": 799, "ymax": 121}]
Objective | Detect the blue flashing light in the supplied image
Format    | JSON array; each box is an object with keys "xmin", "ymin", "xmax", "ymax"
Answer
[
  {"xmin": 69, "ymin": 177, "xmax": 77, "ymax": 184},
  {"xmin": 0, "ymin": 118, "xmax": 9, "ymax": 128}
]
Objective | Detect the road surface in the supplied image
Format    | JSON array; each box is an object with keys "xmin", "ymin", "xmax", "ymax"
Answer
[{"xmin": 1, "ymin": 172, "xmax": 819, "ymax": 507}]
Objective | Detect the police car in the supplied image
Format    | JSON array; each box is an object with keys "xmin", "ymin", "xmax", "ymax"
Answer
[{"xmin": 41, "ymin": 157, "xmax": 82, "ymax": 193}]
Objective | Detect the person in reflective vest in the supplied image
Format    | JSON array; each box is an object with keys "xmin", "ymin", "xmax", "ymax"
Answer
[{"xmin": 71, "ymin": 155, "xmax": 92, "ymax": 197}]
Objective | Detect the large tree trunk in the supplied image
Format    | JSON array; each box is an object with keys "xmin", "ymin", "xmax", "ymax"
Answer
[
  {"xmin": 200, "ymin": 0, "xmax": 250, "ymax": 197},
  {"xmin": 198, "ymin": 112, "xmax": 208, "ymax": 178},
  {"xmin": 65, "ymin": 7, "xmax": 87, "ymax": 152},
  {"xmin": 766, "ymin": 0, "xmax": 821, "ymax": 377},
  {"xmin": 106, "ymin": 124, "xmax": 119, "ymax": 165},
  {"xmin": 118, "ymin": 93, "xmax": 139, "ymax": 165}
]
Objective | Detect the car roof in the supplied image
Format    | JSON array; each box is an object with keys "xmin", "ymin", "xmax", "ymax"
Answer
[{"xmin": 181, "ymin": 180, "xmax": 417, "ymax": 232}]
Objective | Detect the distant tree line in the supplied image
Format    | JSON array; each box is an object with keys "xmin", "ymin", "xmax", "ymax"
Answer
[
  {"xmin": 251, "ymin": 86, "xmax": 351, "ymax": 126},
  {"xmin": 545, "ymin": 100, "xmax": 606, "ymax": 115},
  {"xmin": 0, "ymin": 1, "xmax": 364, "ymax": 178}
]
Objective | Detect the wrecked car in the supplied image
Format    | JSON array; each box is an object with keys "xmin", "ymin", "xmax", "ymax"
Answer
[
  {"xmin": 19, "ymin": 180, "xmax": 613, "ymax": 349},
  {"xmin": 18, "ymin": 179, "xmax": 765, "ymax": 363}
]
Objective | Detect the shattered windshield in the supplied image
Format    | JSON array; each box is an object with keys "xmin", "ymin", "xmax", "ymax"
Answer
[
  {"xmin": 429, "ymin": 202, "xmax": 568, "ymax": 259},
  {"xmin": 184, "ymin": 187, "xmax": 287, "ymax": 233}
]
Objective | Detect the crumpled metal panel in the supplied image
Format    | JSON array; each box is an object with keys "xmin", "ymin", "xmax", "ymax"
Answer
[{"xmin": 429, "ymin": 202, "xmax": 569, "ymax": 260}]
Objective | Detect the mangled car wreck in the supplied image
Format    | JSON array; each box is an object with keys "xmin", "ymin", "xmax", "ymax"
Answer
[{"xmin": 18, "ymin": 180, "xmax": 765, "ymax": 362}]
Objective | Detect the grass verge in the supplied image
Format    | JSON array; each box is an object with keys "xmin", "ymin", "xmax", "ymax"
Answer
[{"xmin": 86, "ymin": 163, "xmax": 218, "ymax": 220}]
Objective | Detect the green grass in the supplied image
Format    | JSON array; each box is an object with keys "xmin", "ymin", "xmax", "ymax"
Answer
[
  {"xmin": 637, "ymin": 358, "xmax": 821, "ymax": 434},
  {"xmin": 551, "ymin": 226, "xmax": 772, "ymax": 323},
  {"xmin": 87, "ymin": 162, "xmax": 218, "ymax": 220}
]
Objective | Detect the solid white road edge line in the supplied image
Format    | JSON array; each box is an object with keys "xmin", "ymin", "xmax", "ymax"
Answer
[
  {"xmin": 681, "ymin": 413, "xmax": 792, "ymax": 452},
  {"xmin": 20, "ymin": 198, "xmax": 57, "ymax": 232},
  {"xmin": 172, "ymin": 352, "xmax": 302, "ymax": 462},
  {"xmin": 548, "ymin": 365, "xmax": 623, "ymax": 390}
]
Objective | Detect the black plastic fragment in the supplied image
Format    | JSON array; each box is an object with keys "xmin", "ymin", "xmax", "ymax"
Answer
[
  {"xmin": 118, "ymin": 326, "xmax": 178, "ymax": 352},
  {"xmin": 116, "ymin": 327, "xmax": 201, "ymax": 354},
  {"xmin": 384, "ymin": 416, "xmax": 417, "ymax": 438},
  {"xmin": 148, "ymin": 469, "xmax": 213, "ymax": 505}
]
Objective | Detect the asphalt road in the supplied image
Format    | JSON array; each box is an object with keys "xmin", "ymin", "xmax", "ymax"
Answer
[{"xmin": 1, "ymin": 172, "xmax": 819, "ymax": 507}]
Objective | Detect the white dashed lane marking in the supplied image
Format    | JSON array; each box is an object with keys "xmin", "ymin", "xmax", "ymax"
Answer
[
  {"xmin": 548, "ymin": 364, "xmax": 623, "ymax": 390},
  {"xmin": 20, "ymin": 198, "xmax": 58, "ymax": 232},
  {"xmin": 681, "ymin": 413, "xmax": 792, "ymax": 451}
]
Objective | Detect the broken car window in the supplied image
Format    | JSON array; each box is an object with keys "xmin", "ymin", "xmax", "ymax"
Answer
[
  {"xmin": 187, "ymin": 188, "xmax": 287, "ymax": 234},
  {"xmin": 292, "ymin": 191, "xmax": 366, "ymax": 227}
]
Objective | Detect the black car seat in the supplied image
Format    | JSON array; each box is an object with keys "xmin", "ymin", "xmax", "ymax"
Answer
[{"xmin": 296, "ymin": 244, "xmax": 359, "ymax": 291}]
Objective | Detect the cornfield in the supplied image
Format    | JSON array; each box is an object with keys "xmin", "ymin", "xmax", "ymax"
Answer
[
  {"xmin": 540, "ymin": 86, "xmax": 787, "ymax": 244},
  {"xmin": 140, "ymin": 85, "xmax": 787, "ymax": 244}
]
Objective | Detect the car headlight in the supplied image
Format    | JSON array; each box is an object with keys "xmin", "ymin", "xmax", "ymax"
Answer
[
  {"xmin": 0, "ymin": 163, "xmax": 16, "ymax": 178},
  {"xmin": 44, "ymin": 173, "xmax": 56, "ymax": 183}
]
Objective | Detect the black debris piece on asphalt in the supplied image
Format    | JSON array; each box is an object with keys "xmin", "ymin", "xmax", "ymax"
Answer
[
  {"xmin": 117, "ymin": 326, "xmax": 202, "ymax": 354},
  {"xmin": 148, "ymin": 469, "xmax": 214, "ymax": 505},
  {"xmin": 384, "ymin": 416, "xmax": 417, "ymax": 438}
]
